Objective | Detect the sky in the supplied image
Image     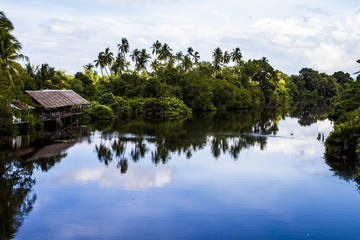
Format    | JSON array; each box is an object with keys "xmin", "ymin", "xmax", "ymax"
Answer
[{"xmin": 3, "ymin": 0, "xmax": 360, "ymax": 76}]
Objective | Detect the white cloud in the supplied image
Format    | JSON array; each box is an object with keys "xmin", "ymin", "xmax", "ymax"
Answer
[
  {"xmin": 211, "ymin": 10, "xmax": 230, "ymax": 20},
  {"xmin": 4, "ymin": 0, "xmax": 360, "ymax": 75},
  {"xmin": 304, "ymin": 43, "xmax": 351, "ymax": 71},
  {"xmin": 248, "ymin": 14, "xmax": 360, "ymax": 73},
  {"xmin": 41, "ymin": 19, "xmax": 89, "ymax": 39}
]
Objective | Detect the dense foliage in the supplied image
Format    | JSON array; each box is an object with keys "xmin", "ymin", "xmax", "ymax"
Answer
[
  {"xmin": 0, "ymin": 11, "xmax": 355, "ymax": 136},
  {"xmin": 326, "ymin": 76, "xmax": 360, "ymax": 161}
]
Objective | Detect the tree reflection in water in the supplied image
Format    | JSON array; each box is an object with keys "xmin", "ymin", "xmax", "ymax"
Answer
[
  {"xmin": 93, "ymin": 107, "xmax": 298, "ymax": 172},
  {"xmin": 0, "ymin": 102, "xmax": 344, "ymax": 239},
  {"xmin": 0, "ymin": 153, "xmax": 67, "ymax": 240},
  {"xmin": 112, "ymin": 139, "xmax": 128, "ymax": 174},
  {"xmin": 0, "ymin": 155, "xmax": 36, "ymax": 240},
  {"xmin": 95, "ymin": 143, "xmax": 113, "ymax": 166},
  {"xmin": 92, "ymin": 102, "xmax": 343, "ymax": 181},
  {"xmin": 0, "ymin": 130, "xmax": 89, "ymax": 239},
  {"xmin": 288, "ymin": 98, "xmax": 332, "ymax": 126}
]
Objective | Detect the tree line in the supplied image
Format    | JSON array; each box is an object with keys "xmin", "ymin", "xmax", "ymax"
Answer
[{"xmin": 0, "ymin": 11, "xmax": 355, "ymax": 135}]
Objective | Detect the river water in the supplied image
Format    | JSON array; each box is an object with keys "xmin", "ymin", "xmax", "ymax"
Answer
[{"xmin": 2, "ymin": 105, "xmax": 360, "ymax": 239}]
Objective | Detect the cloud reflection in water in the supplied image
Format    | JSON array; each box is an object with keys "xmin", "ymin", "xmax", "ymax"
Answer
[{"xmin": 59, "ymin": 165, "xmax": 174, "ymax": 190}]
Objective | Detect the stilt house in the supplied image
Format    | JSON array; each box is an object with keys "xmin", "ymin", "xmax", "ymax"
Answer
[{"xmin": 25, "ymin": 90, "xmax": 90, "ymax": 122}]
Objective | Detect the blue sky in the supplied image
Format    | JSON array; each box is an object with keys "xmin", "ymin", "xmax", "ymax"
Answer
[{"xmin": 3, "ymin": 0, "xmax": 360, "ymax": 75}]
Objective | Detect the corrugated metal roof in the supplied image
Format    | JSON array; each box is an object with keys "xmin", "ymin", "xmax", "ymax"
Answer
[{"xmin": 25, "ymin": 90, "xmax": 90, "ymax": 108}]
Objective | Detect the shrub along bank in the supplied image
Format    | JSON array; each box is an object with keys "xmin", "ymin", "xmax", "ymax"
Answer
[{"xmin": 85, "ymin": 94, "xmax": 192, "ymax": 121}]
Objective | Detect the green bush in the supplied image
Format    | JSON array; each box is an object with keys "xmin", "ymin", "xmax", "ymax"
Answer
[
  {"xmin": 142, "ymin": 97, "xmax": 192, "ymax": 119},
  {"xmin": 232, "ymin": 88, "xmax": 253, "ymax": 109},
  {"xmin": 128, "ymin": 98, "xmax": 145, "ymax": 117},
  {"xmin": 99, "ymin": 92, "xmax": 116, "ymax": 106},
  {"xmin": 111, "ymin": 96, "xmax": 132, "ymax": 119},
  {"xmin": 182, "ymin": 76, "xmax": 216, "ymax": 111},
  {"xmin": 325, "ymin": 108, "xmax": 360, "ymax": 161},
  {"xmin": 86, "ymin": 104, "xmax": 114, "ymax": 120}
]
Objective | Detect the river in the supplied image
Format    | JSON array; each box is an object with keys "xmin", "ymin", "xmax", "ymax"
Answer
[{"xmin": 2, "ymin": 104, "xmax": 360, "ymax": 239}]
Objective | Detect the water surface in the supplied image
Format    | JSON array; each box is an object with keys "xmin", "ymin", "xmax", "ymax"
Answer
[{"xmin": 2, "ymin": 107, "xmax": 360, "ymax": 240}]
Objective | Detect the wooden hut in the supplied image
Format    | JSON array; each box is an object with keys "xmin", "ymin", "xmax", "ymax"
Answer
[{"xmin": 25, "ymin": 90, "xmax": 90, "ymax": 122}]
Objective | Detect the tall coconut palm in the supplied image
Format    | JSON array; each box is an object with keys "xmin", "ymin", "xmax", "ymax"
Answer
[
  {"xmin": 212, "ymin": 47, "xmax": 223, "ymax": 74},
  {"xmin": 158, "ymin": 43, "xmax": 172, "ymax": 63},
  {"xmin": 83, "ymin": 63, "xmax": 94, "ymax": 71},
  {"xmin": 111, "ymin": 53, "xmax": 127, "ymax": 75},
  {"xmin": 117, "ymin": 38, "xmax": 129, "ymax": 69},
  {"xmin": 35, "ymin": 63, "xmax": 55, "ymax": 85},
  {"xmin": 193, "ymin": 51, "xmax": 200, "ymax": 66},
  {"xmin": 168, "ymin": 55, "xmax": 176, "ymax": 68},
  {"xmin": 187, "ymin": 47, "xmax": 194, "ymax": 57},
  {"xmin": 130, "ymin": 48, "xmax": 140, "ymax": 67},
  {"xmin": 151, "ymin": 40, "xmax": 162, "ymax": 58},
  {"xmin": 0, "ymin": 31, "xmax": 28, "ymax": 87},
  {"xmin": 103, "ymin": 47, "xmax": 114, "ymax": 76},
  {"xmin": 150, "ymin": 59, "xmax": 161, "ymax": 72},
  {"xmin": 136, "ymin": 49, "xmax": 151, "ymax": 72},
  {"xmin": 181, "ymin": 55, "xmax": 193, "ymax": 71},
  {"xmin": 94, "ymin": 52, "xmax": 105, "ymax": 78},
  {"xmin": 231, "ymin": 47, "xmax": 243, "ymax": 66},
  {"xmin": 175, "ymin": 51, "xmax": 183, "ymax": 65},
  {"xmin": 25, "ymin": 63, "xmax": 36, "ymax": 77},
  {"xmin": 223, "ymin": 51, "xmax": 231, "ymax": 65}
]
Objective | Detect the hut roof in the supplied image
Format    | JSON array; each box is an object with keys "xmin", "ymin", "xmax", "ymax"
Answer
[{"xmin": 25, "ymin": 90, "xmax": 90, "ymax": 108}]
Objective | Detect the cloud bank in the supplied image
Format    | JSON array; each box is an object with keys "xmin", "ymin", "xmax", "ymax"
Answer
[{"xmin": 3, "ymin": 0, "xmax": 360, "ymax": 75}]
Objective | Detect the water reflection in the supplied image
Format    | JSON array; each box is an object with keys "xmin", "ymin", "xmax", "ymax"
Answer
[
  {"xmin": 91, "ymin": 107, "xmax": 320, "ymax": 173},
  {"xmin": 0, "ymin": 103, "xmax": 341, "ymax": 239},
  {"xmin": 0, "ymin": 128, "xmax": 90, "ymax": 239},
  {"xmin": 0, "ymin": 152, "xmax": 68, "ymax": 239},
  {"xmin": 288, "ymin": 98, "xmax": 332, "ymax": 126},
  {"xmin": 60, "ymin": 165, "xmax": 173, "ymax": 190},
  {"xmin": 0, "ymin": 155, "xmax": 36, "ymax": 240}
]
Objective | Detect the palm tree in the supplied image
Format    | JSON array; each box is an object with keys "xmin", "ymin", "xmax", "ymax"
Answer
[
  {"xmin": 103, "ymin": 47, "xmax": 114, "ymax": 76},
  {"xmin": 25, "ymin": 63, "xmax": 36, "ymax": 77},
  {"xmin": 117, "ymin": 38, "xmax": 129, "ymax": 69},
  {"xmin": 181, "ymin": 55, "xmax": 193, "ymax": 71},
  {"xmin": 158, "ymin": 43, "xmax": 173, "ymax": 63},
  {"xmin": 136, "ymin": 49, "xmax": 151, "ymax": 72},
  {"xmin": 150, "ymin": 59, "xmax": 161, "ymax": 72},
  {"xmin": 193, "ymin": 51, "xmax": 200, "ymax": 65},
  {"xmin": 231, "ymin": 47, "xmax": 242, "ymax": 66},
  {"xmin": 130, "ymin": 48, "xmax": 140, "ymax": 67},
  {"xmin": 212, "ymin": 47, "xmax": 223, "ymax": 74},
  {"xmin": 354, "ymin": 59, "xmax": 360, "ymax": 74},
  {"xmin": 223, "ymin": 51, "xmax": 231, "ymax": 65},
  {"xmin": 34, "ymin": 63, "xmax": 55, "ymax": 85},
  {"xmin": 111, "ymin": 53, "xmax": 127, "ymax": 75},
  {"xmin": 151, "ymin": 40, "xmax": 162, "ymax": 58},
  {"xmin": 187, "ymin": 47, "xmax": 194, "ymax": 57},
  {"xmin": 175, "ymin": 51, "xmax": 183, "ymax": 65},
  {"xmin": 94, "ymin": 52, "xmax": 105, "ymax": 78},
  {"xmin": 0, "ymin": 11, "xmax": 14, "ymax": 31},
  {"xmin": 0, "ymin": 31, "xmax": 28, "ymax": 87},
  {"xmin": 83, "ymin": 63, "xmax": 94, "ymax": 71}
]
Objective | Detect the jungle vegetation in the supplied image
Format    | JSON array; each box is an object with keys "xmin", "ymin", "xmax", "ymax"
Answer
[
  {"xmin": 325, "ymin": 73, "xmax": 360, "ymax": 164},
  {"xmin": 0, "ymin": 11, "xmax": 357, "ymax": 153}
]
